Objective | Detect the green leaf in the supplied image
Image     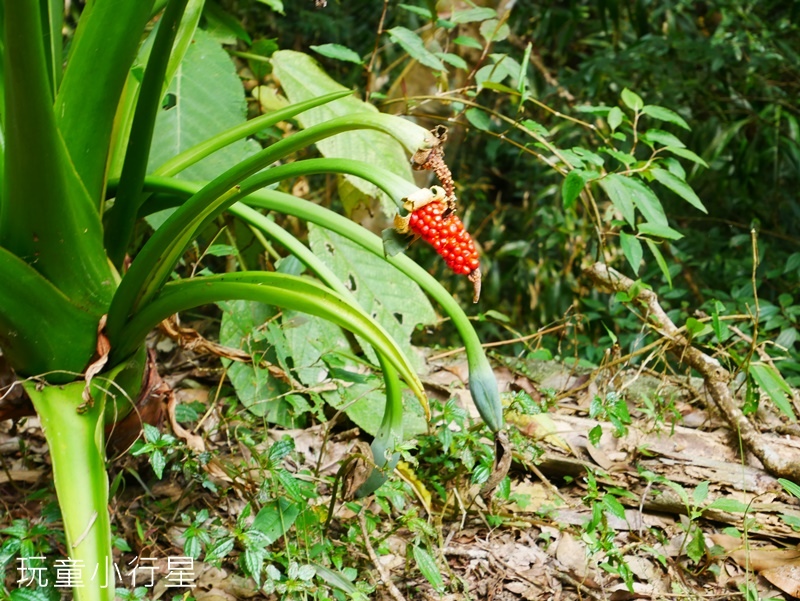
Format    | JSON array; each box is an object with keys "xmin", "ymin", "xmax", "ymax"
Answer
[
  {"xmin": 620, "ymin": 232, "xmax": 643, "ymax": 275},
  {"xmin": 219, "ymin": 301, "xmax": 298, "ymax": 425},
  {"xmin": 148, "ymin": 29, "xmax": 261, "ymax": 188},
  {"xmin": 437, "ymin": 51, "xmax": 469, "ymax": 70},
  {"xmin": 645, "ymin": 239, "xmax": 672, "ymax": 287},
  {"xmin": 521, "ymin": 119, "xmax": 550, "ymax": 138},
  {"xmin": 692, "ymin": 481, "xmax": 710, "ymax": 506},
  {"xmin": 641, "ymin": 129, "xmax": 686, "ymax": 149},
  {"xmin": 650, "ymin": 168, "xmax": 707, "ymax": 213},
  {"xmin": 255, "ymin": 0, "xmax": 284, "ymax": 13},
  {"xmin": 599, "ymin": 174, "xmax": 636, "ymax": 226},
  {"xmin": 779, "ymin": 478, "xmax": 800, "ymax": 499},
  {"xmin": 310, "ymin": 43, "xmax": 363, "ymax": 64},
  {"xmin": 665, "ymin": 146, "xmax": 709, "ymax": 168},
  {"xmin": 480, "ymin": 19, "xmax": 510, "ymax": 42},
  {"xmin": 686, "ymin": 317, "xmax": 713, "ymax": 337},
  {"xmin": 642, "ymin": 105, "xmax": 690, "ymax": 130},
  {"xmin": 602, "ymin": 147, "xmax": 636, "ymax": 166},
  {"xmin": 453, "ymin": 35, "xmax": 483, "ymax": 49},
  {"xmin": 398, "ymin": 4, "xmax": 433, "ymax": 19},
  {"xmin": 412, "ymin": 546, "xmax": 445, "ymax": 593},
  {"xmin": 562, "ymin": 169, "xmax": 588, "ymax": 210},
  {"xmin": 607, "ymin": 106, "xmax": 623, "ymax": 131},
  {"xmin": 465, "ymin": 107, "xmax": 492, "ymax": 131},
  {"xmin": 251, "ymin": 499, "xmax": 301, "ymax": 545},
  {"xmin": 387, "ymin": 26, "xmax": 446, "ymax": 70},
  {"xmin": 271, "ymin": 50, "xmax": 425, "ymax": 216},
  {"xmin": 450, "ymin": 7, "xmax": 497, "ymax": 23},
  {"xmin": 618, "ymin": 176, "xmax": 668, "ymax": 225},
  {"xmin": 602, "ymin": 494, "xmax": 627, "ymax": 520},
  {"xmin": 309, "ymin": 224, "xmax": 437, "ymax": 372},
  {"xmin": 11, "ymin": 588, "xmax": 52, "ymax": 601},
  {"xmin": 749, "ymin": 363, "xmax": 797, "ymax": 422},
  {"xmin": 55, "ymin": 0, "xmax": 156, "ymax": 202},
  {"xmin": 621, "ymin": 88, "xmax": 644, "ymax": 111},
  {"xmin": 637, "ymin": 223, "xmax": 684, "ymax": 240},
  {"xmin": 707, "ymin": 498, "xmax": 750, "ymax": 513},
  {"xmin": 205, "ymin": 537, "xmax": 235, "ymax": 563}
]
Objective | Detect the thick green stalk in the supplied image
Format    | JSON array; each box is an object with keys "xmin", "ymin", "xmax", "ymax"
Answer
[
  {"xmin": 137, "ymin": 177, "xmax": 504, "ymax": 432},
  {"xmin": 231, "ymin": 205, "xmax": 404, "ymax": 495},
  {"xmin": 105, "ymin": 0, "xmax": 190, "ymax": 269},
  {"xmin": 0, "ymin": 248, "xmax": 98, "ymax": 379},
  {"xmin": 110, "ymin": 273, "xmax": 428, "ymax": 411},
  {"xmin": 55, "ymin": 0, "xmax": 156, "ymax": 203},
  {"xmin": 25, "ymin": 377, "xmax": 116, "ymax": 601},
  {"xmin": 1, "ymin": 0, "xmax": 114, "ymax": 315}
]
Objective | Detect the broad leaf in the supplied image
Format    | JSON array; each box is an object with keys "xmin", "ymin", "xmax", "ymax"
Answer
[
  {"xmin": 750, "ymin": 363, "xmax": 797, "ymax": 422},
  {"xmin": 642, "ymin": 105, "xmax": 690, "ymax": 130},
  {"xmin": 598, "ymin": 174, "xmax": 636, "ymax": 226},
  {"xmin": 650, "ymin": 168, "xmax": 707, "ymax": 213},
  {"xmin": 310, "ymin": 43, "xmax": 363, "ymax": 64},
  {"xmin": 218, "ymin": 300, "xmax": 300, "ymax": 426},
  {"xmin": 308, "ymin": 224, "xmax": 436, "ymax": 372},
  {"xmin": 271, "ymin": 50, "xmax": 420, "ymax": 217},
  {"xmin": 562, "ymin": 169, "xmax": 588, "ymax": 209},
  {"xmin": 148, "ymin": 29, "xmax": 260, "ymax": 184},
  {"xmin": 620, "ymin": 231, "xmax": 643, "ymax": 275}
]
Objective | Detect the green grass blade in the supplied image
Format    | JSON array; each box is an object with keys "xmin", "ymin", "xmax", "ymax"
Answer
[
  {"xmin": 110, "ymin": 273, "xmax": 428, "ymax": 408},
  {"xmin": 0, "ymin": 247, "xmax": 99, "ymax": 379},
  {"xmin": 104, "ymin": 0, "xmax": 191, "ymax": 269},
  {"xmin": 1, "ymin": 1, "xmax": 114, "ymax": 312},
  {"xmin": 25, "ymin": 377, "xmax": 117, "ymax": 601},
  {"xmin": 55, "ymin": 0, "xmax": 156, "ymax": 202}
]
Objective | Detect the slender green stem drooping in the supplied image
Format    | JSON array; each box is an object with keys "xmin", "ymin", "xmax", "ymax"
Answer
[{"xmin": 230, "ymin": 204, "xmax": 405, "ymax": 495}]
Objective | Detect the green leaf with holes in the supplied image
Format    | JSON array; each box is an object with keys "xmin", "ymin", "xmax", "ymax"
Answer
[{"xmin": 308, "ymin": 224, "xmax": 436, "ymax": 372}]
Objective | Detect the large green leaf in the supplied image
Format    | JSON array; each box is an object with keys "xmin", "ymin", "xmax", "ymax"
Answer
[
  {"xmin": 282, "ymin": 312, "xmax": 350, "ymax": 387},
  {"xmin": 218, "ymin": 300, "xmax": 302, "ymax": 426},
  {"xmin": 308, "ymin": 224, "xmax": 436, "ymax": 372},
  {"xmin": 271, "ymin": 50, "xmax": 420, "ymax": 216},
  {"xmin": 148, "ymin": 29, "xmax": 261, "ymax": 185}
]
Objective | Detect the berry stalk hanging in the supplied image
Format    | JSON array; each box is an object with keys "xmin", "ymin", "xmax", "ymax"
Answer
[{"xmin": 395, "ymin": 126, "xmax": 482, "ymax": 303}]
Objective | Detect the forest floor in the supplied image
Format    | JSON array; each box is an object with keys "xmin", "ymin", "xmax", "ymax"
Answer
[{"xmin": 3, "ymin": 340, "xmax": 800, "ymax": 601}]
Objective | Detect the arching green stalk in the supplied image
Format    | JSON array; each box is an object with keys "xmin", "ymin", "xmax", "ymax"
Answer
[
  {"xmin": 231, "ymin": 204, "xmax": 403, "ymax": 495},
  {"xmin": 112, "ymin": 272, "xmax": 428, "ymax": 416},
  {"xmin": 108, "ymin": 116, "xmax": 430, "ymax": 341},
  {"xmin": 137, "ymin": 176, "xmax": 504, "ymax": 433}
]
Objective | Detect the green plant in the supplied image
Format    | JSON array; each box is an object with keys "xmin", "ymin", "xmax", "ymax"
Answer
[{"xmin": 0, "ymin": 3, "xmax": 504, "ymax": 599}]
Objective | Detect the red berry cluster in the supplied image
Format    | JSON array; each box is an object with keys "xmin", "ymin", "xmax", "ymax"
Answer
[{"xmin": 407, "ymin": 201, "xmax": 480, "ymax": 276}]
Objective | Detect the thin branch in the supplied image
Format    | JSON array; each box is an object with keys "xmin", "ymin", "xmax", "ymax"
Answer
[{"xmin": 585, "ymin": 261, "xmax": 800, "ymax": 480}]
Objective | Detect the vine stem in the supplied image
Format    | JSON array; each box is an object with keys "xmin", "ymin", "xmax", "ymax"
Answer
[{"xmin": 364, "ymin": 0, "xmax": 391, "ymax": 101}]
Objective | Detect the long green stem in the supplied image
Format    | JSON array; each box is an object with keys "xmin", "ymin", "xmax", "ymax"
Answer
[
  {"xmin": 152, "ymin": 90, "xmax": 353, "ymax": 178},
  {"xmin": 230, "ymin": 205, "xmax": 404, "ymax": 495},
  {"xmin": 25, "ymin": 378, "xmax": 117, "ymax": 601},
  {"xmin": 108, "ymin": 152, "xmax": 419, "ymax": 346},
  {"xmin": 105, "ymin": 0, "xmax": 190, "ymax": 269},
  {"xmin": 112, "ymin": 272, "xmax": 428, "ymax": 413},
  {"xmin": 137, "ymin": 177, "xmax": 504, "ymax": 432}
]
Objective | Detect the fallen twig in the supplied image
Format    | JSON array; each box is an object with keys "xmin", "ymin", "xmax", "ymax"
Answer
[
  {"xmin": 358, "ymin": 509, "xmax": 407, "ymax": 601},
  {"xmin": 586, "ymin": 262, "xmax": 800, "ymax": 480}
]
